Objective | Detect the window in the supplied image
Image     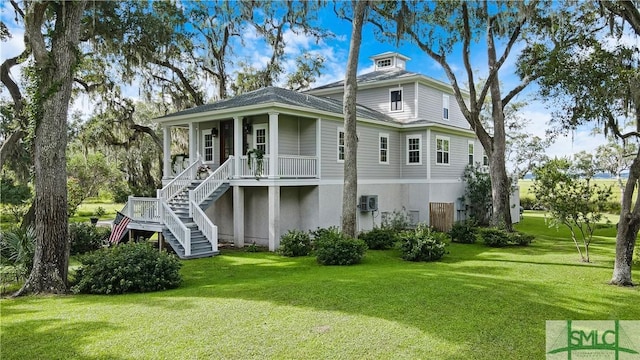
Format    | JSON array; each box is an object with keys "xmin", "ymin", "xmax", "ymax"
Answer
[
  {"xmin": 406, "ymin": 134, "xmax": 421, "ymax": 165},
  {"xmin": 337, "ymin": 127, "xmax": 345, "ymax": 162},
  {"xmin": 483, "ymin": 153, "xmax": 489, "ymax": 166},
  {"xmin": 390, "ymin": 89, "xmax": 403, "ymax": 111},
  {"xmin": 468, "ymin": 141, "xmax": 474, "ymax": 165},
  {"xmin": 436, "ymin": 136, "xmax": 450, "ymax": 165},
  {"xmin": 376, "ymin": 58, "xmax": 392, "ymax": 68},
  {"xmin": 379, "ymin": 134, "xmax": 389, "ymax": 164},
  {"xmin": 443, "ymin": 94, "xmax": 450, "ymax": 120},
  {"xmin": 203, "ymin": 133, "xmax": 214, "ymax": 162},
  {"xmin": 253, "ymin": 124, "xmax": 268, "ymax": 153}
]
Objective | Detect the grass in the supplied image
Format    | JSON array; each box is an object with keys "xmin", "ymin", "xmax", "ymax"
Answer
[
  {"xmin": 1, "ymin": 213, "xmax": 638, "ymax": 359},
  {"xmin": 519, "ymin": 178, "xmax": 629, "ymax": 204}
]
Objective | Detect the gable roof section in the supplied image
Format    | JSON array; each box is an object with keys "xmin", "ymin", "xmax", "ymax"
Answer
[{"xmin": 157, "ymin": 86, "xmax": 396, "ymax": 123}]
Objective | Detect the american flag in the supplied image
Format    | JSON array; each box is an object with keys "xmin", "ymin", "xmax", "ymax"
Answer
[{"xmin": 108, "ymin": 211, "xmax": 131, "ymax": 244}]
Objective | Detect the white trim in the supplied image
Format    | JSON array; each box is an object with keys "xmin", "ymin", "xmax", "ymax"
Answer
[
  {"xmin": 435, "ymin": 135, "xmax": 450, "ymax": 165},
  {"xmin": 426, "ymin": 129, "xmax": 431, "ymax": 179},
  {"xmin": 201, "ymin": 129, "xmax": 215, "ymax": 163},
  {"xmin": 337, "ymin": 126, "xmax": 345, "ymax": 163},
  {"xmin": 379, "ymin": 133, "xmax": 389, "ymax": 164},
  {"xmin": 389, "ymin": 87, "xmax": 403, "ymax": 112},
  {"xmin": 415, "ymin": 82, "xmax": 419, "ymax": 118},
  {"xmin": 317, "ymin": 178, "xmax": 462, "ymax": 185},
  {"xmin": 467, "ymin": 140, "xmax": 475, "ymax": 166},
  {"xmin": 442, "ymin": 94, "xmax": 450, "ymax": 120},
  {"xmin": 253, "ymin": 123, "xmax": 268, "ymax": 154},
  {"xmin": 406, "ymin": 134, "xmax": 422, "ymax": 165}
]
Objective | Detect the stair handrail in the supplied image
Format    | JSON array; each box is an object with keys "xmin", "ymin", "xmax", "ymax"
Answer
[
  {"xmin": 159, "ymin": 157, "xmax": 202, "ymax": 201},
  {"xmin": 191, "ymin": 156, "xmax": 234, "ymax": 206},
  {"xmin": 161, "ymin": 201, "xmax": 191, "ymax": 256},
  {"xmin": 191, "ymin": 200, "xmax": 218, "ymax": 252}
]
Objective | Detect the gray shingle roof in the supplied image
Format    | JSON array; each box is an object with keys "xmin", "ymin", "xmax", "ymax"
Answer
[
  {"xmin": 158, "ymin": 86, "xmax": 397, "ymax": 123},
  {"xmin": 309, "ymin": 69, "xmax": 420, "ymax": 91}
]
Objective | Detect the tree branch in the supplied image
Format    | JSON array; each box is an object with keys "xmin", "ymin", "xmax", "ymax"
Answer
[
  {"xmin": 0, "ymin": 49, "xmax": 29, "ymax": 114},
  {"xmin": 150, "ymin": 58, "xmax": 204, "ymax": 106},
  {"xmin": 24, "ymin": 2, "xmax": 49, "ymax": 64}
]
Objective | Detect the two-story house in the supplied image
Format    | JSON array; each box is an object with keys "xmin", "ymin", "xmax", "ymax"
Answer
[{"xmin": 121, "ymin": 52, "xmax": 518, "ymax": 259}]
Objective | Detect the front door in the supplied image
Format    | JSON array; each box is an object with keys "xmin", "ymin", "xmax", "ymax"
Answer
[{"xmin": 219, "ymin": 120, "xmax": 234, "ymax": 162}]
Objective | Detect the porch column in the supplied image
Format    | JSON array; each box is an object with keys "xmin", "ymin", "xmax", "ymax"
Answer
[
  {"xmin": 189, "ymin": 122, "xmax": 199, "ymax": 162},
  {"xmin": 233, "ymin": 186, "xmax": 245, "ymax": 248},
  {"xmin": 163, "ymin": 125, "xmax": 171, "ymax": 179},
  {"xmin": 268, "ymin": 185, "xmax": 280, "ymax": 251},
  {"xmin": 269, "ymin": 112, "xmax": 279, "ymax": 178},
  {"xmin": 316, "ymin": 118, "xmax": 321, "ymax": 178},
  {"xmin": 233, "ymin": 116, "xmax": 242, "ymax": 178}
]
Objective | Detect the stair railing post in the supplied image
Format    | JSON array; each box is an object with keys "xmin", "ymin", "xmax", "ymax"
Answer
[
  {"xmin": 185, "ymin": 228, "xmax": 191, "ymax": 257},
  {"xmin": 127, "ymin": 195, "xmax": 133, "ymax": 218},
  {"xmin": 188, "ymin": 190, "xmax": 194, "ymax": 218}
]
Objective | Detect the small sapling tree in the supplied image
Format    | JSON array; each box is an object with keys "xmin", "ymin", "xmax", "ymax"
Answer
[{"xmin": 532, "ymin": 158, "xmax": 612, "ymax": 262}]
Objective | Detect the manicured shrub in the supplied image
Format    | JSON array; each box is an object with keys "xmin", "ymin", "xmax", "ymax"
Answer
[
  {"xmin": 279, "ymin": 230, "xmax": 312, "ymax": 257},
  {"xmin": 69, "ymin": 223, "xmax": 111, "ymax": 255},
  {"xmin": 399, "ymin": 226, "xmax": 448, "ymax": 262},
  {"xmin": 72, "ymin": 243, "xmax": 182, "ymax": 294},
  {"xmin": 449, "ymin": 220, "xmax": 477, "ymax": 244},
  {"xmin": 359, "ymin": 227, "xmax": 397, "ymax": 250},
  {"xmin": 315, "ymin": 228, "xmax": 367, "ymax": 265},
  {"xmin": 477, "ymin": 228, "xmax": 534, "ymax": 247}
]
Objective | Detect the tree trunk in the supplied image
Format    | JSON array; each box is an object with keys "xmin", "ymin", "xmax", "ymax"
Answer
[
  {"xmin": 610, "ymin": 151, "xmax": 640, "ymax": 286},
  {"xmin": 15, "ymin": 1, "xmax": 86, "ymax": 296},
  {"xmin": 341, "ymin": 0, "xmax": 367, "ymax": 238}
]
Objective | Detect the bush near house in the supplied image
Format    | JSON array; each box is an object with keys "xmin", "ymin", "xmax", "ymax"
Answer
[
  {"xmin": 278, "ymin": 230, "xmax": 312, "ymax": 257},
  {"xmin": 449, "ymin": 220, "xmax": 478, "ymax": 244},
  {"xmin": 477, "ymin": 227, "xmax": 534, "ymax": 247},
  {"xmin": 314, "ymin": 227, "xmax": 367, "ymax": 265},
  {"xmin": 359, "ymin": 227, "xmax": 397, "ymax": 250},
  {"xmin": 399, "ymin": 225, "xmax": 448, "ymax": 262},
  {"xmin": 72, "ymin": 243, "xmax": 181, "ymax": 294},
  {"xmin": 69, "ymin": 223, "xmax": 111, "ymax": 255}
]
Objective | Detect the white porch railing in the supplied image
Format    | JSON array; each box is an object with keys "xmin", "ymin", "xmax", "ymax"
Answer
[
  {"xmin": 161, "ymin": 202, "xmax": 191, "ymax": 256},
  {"xmin": 239, "ymin": 155, "xmax": 270, "ymax": 178},
  {"xmin": 127, "ymin": 196, "xmax": 161, "ymax": 222},
  {"xmin": 279, "ymin": 155, "xmax": 317, "ymax": 178},
  {"xmin": 238, "ymin": 154, "xmax": 317, "ymax": 178},
  {"xmin": 191, "ymin": 201, "xmax": 218, "ymax": 252},
  {"xmin": 159, "ymin": 157, "xmax": 201, "ymax": 201},
  {"xmin": 191, "ymin": 156, "xmax": 234, "ymax": 206}
]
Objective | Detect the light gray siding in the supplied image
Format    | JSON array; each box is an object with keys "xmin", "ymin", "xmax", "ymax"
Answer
[
  {"xmin": 278, "ymin": 115, "xmax": 298, "ymax": 155},
  {"xmin": 323, "ymin": 83, "xmax": 417, "ymax": 122},
  {"xmin": 430, "ymin": 131, "xmax": 474, "ymax": 179},
  {"xmin": 299, "ymin": 119, "xmax": 316, "ymax": 156},
  {"xmin": 400, "ymin": 131, "xmax": 428, "ymax": 179},
  {"xmin": 320, "ymin": 118, "xmax": 401, "ymax": 180},
  {"xmin": 417, "ymin": 84, "xmax": 469, "ymax": 129}
]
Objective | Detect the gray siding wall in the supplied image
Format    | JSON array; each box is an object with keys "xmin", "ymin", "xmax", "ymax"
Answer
[
  {"xmin": 417, "ymin": 84, "xmax": 469, "ymax": 129},
  {"xmin": 320, "ymin": 119, "xmax": 401, "ymax": 180},
  {"xmin": 243, "ymin": 187, "xmax": 269, "ymax": 245},
  {"xmin": 205, "ymin": 189, "xmax": 234, "ymax": 242},
  {"xmin": 324, "ymin": 83, "xmax": 416, "ymax": 122},
  {"xmin": 299, "ymin": 119, "xmax": 316, "ymax": 156},
  {"xmin": 429, "ymin": 131, "xmax": 474, "ymax": 179},
  {"xmin": 400, "ymin": 131, "xmax": 428, "ymax": 179},
  {"xmin": 278, "ymin": 115, "xmax": 298, "ymax": 155}
]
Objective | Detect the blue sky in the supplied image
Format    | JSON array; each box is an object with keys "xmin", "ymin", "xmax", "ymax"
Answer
[{"xmin": 0, "ymin": 1, "xmax": 613, "ymax": 160}]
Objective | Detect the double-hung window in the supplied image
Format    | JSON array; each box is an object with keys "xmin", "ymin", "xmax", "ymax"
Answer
[
  {"xmin": 468, "ymin": 141, "xmax": 474, "ymax": 165},
  {"xmin": 379, "ymin": 134, "xmax": 389, "ymax": 164},
  {"xmin": 443, "ymin": 94, "xmax": 450, "ymax": 120},
  {"xmin": 337, "ymin": 127, "xmax": 345, "ymax": 162},
  {"xmin": 436, "ymin": 136, "xmax": 450, "ymax": 165},
  {"xmin": 253, "ymin": 124, "xmax": 268, "ymax": 154},
  {"xmin": 406, "ymin": 134, "xmax": 421, "ymax": 165},
  {"xmin": 390, "ymin": 88, "xmax": 403, "ymax": 111},
  {"xmin": 203, "ymin": 132, "xmax": 214, "ymax": 162}
]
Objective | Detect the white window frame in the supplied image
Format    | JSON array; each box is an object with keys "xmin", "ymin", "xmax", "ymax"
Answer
[
  {"xmin": 390, "ymin": 87, "xmax": 403, "ymax": 112},
  {"xmin": 337, "ymin": 127, "xmax": 345, "ymax": 163},
  {"xmin": 253, "ymin": 124, "xmax": 268, "ymax": 154},
  {"xmin": 379, "ymin": 133, "xmax": 389, "ymax": 164},
  {"xmin": 202, "ymin": 130, "xmax": 214, "ymax": 163},
  {"xmin": 377, "ymin": 58, "xmax": 392, "ymax": 68},
  {"xmin": 468, "ymin": 140, "xmax": 474, "ymax": 166},
  {"xmin": 406, "ymin": 134, "xmax": 422, "ymax": 165},
  {"xmin": 436, "ymin": 136, "xmax": 450, "ymax": 165},
  {"xmin": 483, "ymin": 152, "xmax": 489, "ymax": 166},
  {"xmin": 443, "ymin": 94, "xmax": 450, "ymax": 120}
]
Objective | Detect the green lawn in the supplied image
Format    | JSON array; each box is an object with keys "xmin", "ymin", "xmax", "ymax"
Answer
[
  {"xmin": 1, "ymin": 213, "xmax": 638, "ymax": 359},
  {"xmin": 519, "ymin": 178, "xmax": 627, "ymax": 203}
]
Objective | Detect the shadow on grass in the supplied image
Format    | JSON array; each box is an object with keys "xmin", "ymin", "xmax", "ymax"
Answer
[{"xmin": 1, "ymin": 318, "xmax": 124, "ymax": 360}]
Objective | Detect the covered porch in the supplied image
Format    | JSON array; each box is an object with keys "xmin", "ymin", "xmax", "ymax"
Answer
[{"xmin": 160, "ymin": 112, "xmax": 320, "ymax": 182}]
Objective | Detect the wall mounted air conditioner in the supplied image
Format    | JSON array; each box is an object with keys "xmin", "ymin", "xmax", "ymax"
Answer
[{"xmin": 359, "ymin": 195, "xmax": 378, "ymax": 212}]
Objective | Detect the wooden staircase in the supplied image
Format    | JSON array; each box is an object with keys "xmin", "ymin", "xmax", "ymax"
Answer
[{"xmin": 162, "ymin": 180, "xmax": 230, "ymax": 259}]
